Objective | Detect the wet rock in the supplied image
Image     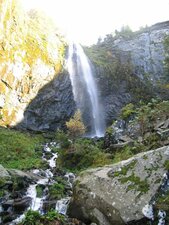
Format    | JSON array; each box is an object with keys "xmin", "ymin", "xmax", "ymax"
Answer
[
  {"xmin": 104, "ymin": 120, "xmax": 134, "ymax": 150},
  {"xmin": 68, "ymin": 145, "xmax": 169, "ymax": 224},
  {"xmin": 2, "ymin": 200, "xmax": 14, "ymax": 211},
  {"xmin": 1, "ymin": 211, "xmax": 16, "ymax": 224},
  {"xmin": 43, "ymin": 200, "xmax": 57, "ymax": 212},
  {"xmin": 13, "ymin": 197, "xmax": 32, "ymax": 212},
  {"xmin": 2, "ymin": 197, "xmax": 31, "ymax": 213},
  {"xmin": 8, "ymin": 169, "xmax": 41, "ymax": 182},
  {"xmin": 0, "ymin": 165, "xmax": 11, "ymax": 180}
]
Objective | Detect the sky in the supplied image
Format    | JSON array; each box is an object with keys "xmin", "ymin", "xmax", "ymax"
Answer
[{"xmin": 22, "ymin": 0, "xmax": 169, "ymax": 45}]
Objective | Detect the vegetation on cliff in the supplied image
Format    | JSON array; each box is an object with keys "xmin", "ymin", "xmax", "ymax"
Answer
[
  {"xmin": 85, "ymin": 38, "xmax": 154, "ymax": 103},
  {"xmin": 164, "ymin": 35, "xmax": 169, "ymax": 83}
]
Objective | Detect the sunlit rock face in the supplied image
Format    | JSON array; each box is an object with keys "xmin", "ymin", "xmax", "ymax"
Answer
[
  {"xmin": 0, "ymin": 0, "xmax": 75, "ymax": 129},
  {"xmin": 113, "ymin": 21, "xmax": 169, "ymax": 82}
]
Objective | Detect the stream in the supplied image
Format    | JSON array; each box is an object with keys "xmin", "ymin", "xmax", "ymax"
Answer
[{"xmin": 0, "ymin": 142, "xmax": 75, "ymax": 225}]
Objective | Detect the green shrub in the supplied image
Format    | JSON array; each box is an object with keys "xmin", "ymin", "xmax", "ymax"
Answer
[
  {"xmin": 120, "ymin": 103, "xmax": 135, "ymax": 120},
  {"xmin": 21, "ymin": 210, "xmax": 41, "ymax": 225},
  {"xmin": 57, "ymin": 138, "xmax": 112, "ymax": 172},
  {"xmin": 20, "ymin": 209, "xmax": 66, "ymax": 225},
  {"xmin": 55, "ymin": 131, "xmax": 71, "ymax": 149},
  {"xmin": 48, "ymin": 183, "xmax": 65, "ymax": 200}
]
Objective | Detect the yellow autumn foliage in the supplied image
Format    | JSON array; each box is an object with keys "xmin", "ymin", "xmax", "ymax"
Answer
[{"xmin": 66, "ymin": 110, "xmax": 86, "ymax": 139}]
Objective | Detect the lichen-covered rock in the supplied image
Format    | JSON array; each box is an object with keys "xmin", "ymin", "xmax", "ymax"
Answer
[
  {"xmin": 0, "ymin": 0, "xmax": 75, "ymax": 130},
  {"xmin": 68, "ymin": 146, "xmax": 169, "ymax": 225}
]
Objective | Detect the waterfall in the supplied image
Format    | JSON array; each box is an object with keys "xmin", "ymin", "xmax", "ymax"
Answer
[{"xmin": 67, "ymin": 43, "xmax": 105, "ymax": 137}]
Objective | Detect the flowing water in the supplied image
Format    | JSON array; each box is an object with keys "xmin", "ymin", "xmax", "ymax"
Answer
[
  {"xmin": 67, "ymin": 43, "xmax": 105, "ymax": 137},
  {"xmin": 7, "ymin": 142, "xmax": 75, "ymax": 225}
]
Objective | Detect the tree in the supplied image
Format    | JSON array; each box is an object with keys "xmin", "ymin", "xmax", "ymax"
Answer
[{"xmin": 66, "ymin": 110, "xmax": 86, "ymax": 139}]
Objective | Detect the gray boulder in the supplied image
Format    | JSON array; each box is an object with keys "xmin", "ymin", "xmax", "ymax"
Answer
[
  {"xmin": 7, "ymin": 169, "xmax": 41, "ymax": 182},
  {"xmin": 68, "ymin": 146, "xmax": 169, "ymax": 224},
  {"xmin": 0, "ymin": 165, "xmax": 11, "ymax": 179}
]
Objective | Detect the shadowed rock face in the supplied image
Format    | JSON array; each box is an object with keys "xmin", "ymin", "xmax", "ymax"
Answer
[
  {"xmin": 68, "ymin": 145, "xmax": 169, "ymax": 225},
  {"xmin": 17, "ymin": 72, "xmax": 76, "ymax": 131}
]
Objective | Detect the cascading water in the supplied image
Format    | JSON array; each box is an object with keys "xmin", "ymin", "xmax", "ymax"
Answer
[
  {"xmin": 67, "ymin": 43, "xmax": 105, "ymax": 137},
  {"xmin": 8, "ymin": 142, "xmax": 75, "ymax": 225}
]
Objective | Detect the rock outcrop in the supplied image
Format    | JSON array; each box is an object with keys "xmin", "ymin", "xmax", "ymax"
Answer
[
  {"xmin": 68, "ymin": 145, "xmax": 169, "ymax": 225},
  {"xmin": 0, "ymin": 0, "xmax": 75, "ymax": 130},
  {"xmin": 87, "ymin": 21, "xmax": 169, "ymax": 125},
  {"xmin": 113, "ymin": 21, "xmax": 169, "ymax": 82},
  {"xmin": 0, "ymin": 164, "xmax": 43, "ymax": 223},
  {"xmin": 17, "ymin": 72, "xmax": 76, "ymax": 131}
]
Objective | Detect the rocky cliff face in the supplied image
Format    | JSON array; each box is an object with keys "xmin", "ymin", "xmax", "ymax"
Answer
[
  {"xmin": 18, "ymin": 72, "xmax": 76, "ymax": 131},
  {"xmin": 113, "ymin": 21, "xmax": 169, "ymax": 82},
  {"xmin": 86, "ymin": 21, "xmax": 169, "ymax": 125},
  {"xmin": 0, "ymin": 0, "xmax": 75, "ymax": 130}
]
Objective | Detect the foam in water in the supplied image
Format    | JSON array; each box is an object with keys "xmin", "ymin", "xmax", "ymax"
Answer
[
  {"xmin": 48, "ymin": 153, "xmax": 57, "ymax": 168},
  {"xmin": 55, "ymin": 197, "xmax": 70, "ymax": 215},
  {"xmin": 67, "ymin": 43, "xmax": 105, "ymax": 137}
]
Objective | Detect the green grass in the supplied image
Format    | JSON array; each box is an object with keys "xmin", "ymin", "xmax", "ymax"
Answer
[{"xmin": 0, "ymin": 127, "xmax": 44, "ymax": 170}]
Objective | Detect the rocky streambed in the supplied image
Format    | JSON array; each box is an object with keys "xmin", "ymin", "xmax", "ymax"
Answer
[
  {"xmin": 0, "ymin": 142, "xmax": 75, "ymax": 225},
  {"xmin": 0, "ymin": 135, "xmax": 169, "ymax": 225}
]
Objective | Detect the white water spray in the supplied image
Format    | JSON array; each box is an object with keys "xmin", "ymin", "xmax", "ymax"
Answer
[{"xmin": 67, "ymin": 43, "xmax": 105, "ymax": 137}]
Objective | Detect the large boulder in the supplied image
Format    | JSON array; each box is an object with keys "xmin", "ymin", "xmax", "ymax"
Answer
[{"xmin": 68, "ymin": 145, "xmax": 169, "ymax": 225}]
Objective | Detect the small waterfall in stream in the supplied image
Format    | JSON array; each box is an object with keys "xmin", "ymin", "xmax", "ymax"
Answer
[
  {"xmin": 67, "ymin": 43, "xmax": 105, "ymax": 137},
  {"xmin": 7, "ymin": 142, "xmax": 75, "ymax": 225}
]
